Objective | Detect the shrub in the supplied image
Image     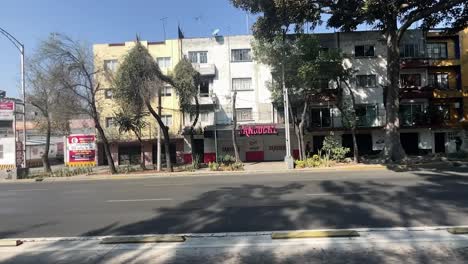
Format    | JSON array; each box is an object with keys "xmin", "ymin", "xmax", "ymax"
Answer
[
  {"xmin": 230, "ymin": 162, "xmax": 244, "ymax": 171},
  {"xmin": 209, "ymin": 162, "xmax": 220, "ymax": 171},
  {"xmin": 306, "ymin": 154, "xmax": 323, "ymax": 167},
  {"xmin": 220, "ymin": 154, "xmax": 236, "ymax": 165},
  {"xmin": 321, "ymin": 135, "xmax": 350, "ymax": 162},
  {"xmin": 295, "ymin": 160, "xmax": 306, "ymax": 168}
]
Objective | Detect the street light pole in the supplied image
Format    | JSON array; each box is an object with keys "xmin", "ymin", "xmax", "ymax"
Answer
[
  {"xmin": 281, "ymin": 27, "xmax": 294, "ymax": 169},
  {"xmin": 0, "ymin": 27, "xmax": 27, "ymax": 168}
]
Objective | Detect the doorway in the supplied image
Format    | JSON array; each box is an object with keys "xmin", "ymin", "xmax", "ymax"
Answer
[
  {"xmin": 434, "ymin": 132, "xmax": 446, "ymax": 153},
  {"xmin": 193, "ymin": 139, "xmax": 204, "ymax": 163},
  {"xmin": 400, "ymin": 133, "xmax": 419, "ymax": 155},
  {"xmin": 312, "ymin": 135, "xmax": 325, "ymax": 154}
]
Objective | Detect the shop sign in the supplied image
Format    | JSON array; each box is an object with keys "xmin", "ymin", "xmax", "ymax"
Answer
[
  {"xmin": 66, "ymin": 134, "xmax": 96, "ymax": 166},
  {"xmin": 0, "ymin": 100, "xmax": 14, "ymax": 120},
  {"xmin": 239, "ymin": 125, "xmax": 278, "ymax": 137}
]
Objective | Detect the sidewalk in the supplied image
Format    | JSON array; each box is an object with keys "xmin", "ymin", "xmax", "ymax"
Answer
[
  {"xmin": 0, "ymin": 162, "xmax": 389, "ymax": 184},
  {"xmin": 1, "ymin": 227, "xmax": 468, "ymax": 263}
]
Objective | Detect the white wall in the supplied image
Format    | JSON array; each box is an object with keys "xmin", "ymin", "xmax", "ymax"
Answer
[
  {"xmin": 182, "ymin": 35, "xmax": 273, "ymax": 126},
  {"xmin": 0, "ymin": 137, "xmax": 16, "ymax": 165}
]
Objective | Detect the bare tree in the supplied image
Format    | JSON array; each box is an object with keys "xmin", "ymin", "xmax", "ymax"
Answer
[
  {"xmin": 39, "ymin": 33, "xmax": 117, "ymax": 174},
  {"xmin": 231, "ymin": 91, "xmax": 241, "ymax": 162}
]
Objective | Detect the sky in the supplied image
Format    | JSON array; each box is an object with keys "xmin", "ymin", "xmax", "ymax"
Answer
[{"xmin": 0, "ymin": 0, "xmax": 344, "ymax": 98}]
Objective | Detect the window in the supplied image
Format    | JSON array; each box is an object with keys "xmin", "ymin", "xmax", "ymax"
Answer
[
  {"xmin": 236, "ymin": 108, "xmax": 253, "ymax": 121},
  {"xmin": 400, "ymin": 74, "xmax": 422, "ymax": 87},
  {"xmin": 231, "ymin": 49, "xmax": 252, "ymax": 62},
  {"xmin": 427, "ymin": 42, "xmax": 448, "ymax": 59},
  {"xmin": 199, "ymin": 80, "xmax": 210, "ymax": 95},
  {"xmin": 188, "ymin": 51, "xmax": 208, "ymax": 63},
  {"xmin": 400, "ymin": 104, "xmax": 425, "ymax": 126},
  {"xmin": 103, "ymin": 59, "xmax": 118, "ymax": 72},
  {"xmin": 356, "ymin": 75, "xmax": 377, "ymax": 88},
  {"xmin": 428, "ymin": 73, "xmax": 449, "ymax": 89},
  {"xmin": 105, "ymin": 117, "xmax": 115, "ymax": 128},
  {"xmin": 0, "ymin": 145, "xmax": 3, "ymax": 159},
  {"xmin": 316, "ymin": 79, "xmax": 329, "ymax": 89},
  {"xmin": 355, "ymin": 105, "xmax": 378, "ymax": 127},
  {"xmin": 355, "ymin": 45, "xmax": 375, "ymax": 57},
  {"xmin": 400, "ymin": 44, "xmax": 420, "ymax": 58},
  {"xmin": 310, "ymin": 108, "xmax": 331, "ymax": 128},
  {"xmin": 156, "ymin": 57, "xmax": 172, "ymax": 69},
  {"xmin": 433, "ymin": 105, "xmax": 451, "ymax": 121},
  {"xmin": 161, "ymin": 115, "xmax": 173, "ymax": 126},
  {"xmin": 232, "ymin": 78, "xmax": 253, "ymax": 91},
  {"xmin": 162, "ymin": 85, "xmax": 172, "ymax": 97},
  {"xmin": 201, "ymin": 112, "xmax": 209, "ymax": 122},
  {"xmin": 104, "ymin": 89, "xmax": 114, "ymax": 99}
]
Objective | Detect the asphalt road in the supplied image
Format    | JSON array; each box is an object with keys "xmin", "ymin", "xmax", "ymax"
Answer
[{"xmin": 1, "ymin": 166, "xmax": 468, "ymax": 238}]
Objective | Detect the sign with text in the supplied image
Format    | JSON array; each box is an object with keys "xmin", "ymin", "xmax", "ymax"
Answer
[
  {"xmin": 0, "ymin": 100, "xmax": 14, "ymax": 120},
  {"xmin": 239, "ymin": 125, "xmax": 278, "ymax": 137},
  {"xmin": 66, "ymin": 134, "xmax": 96, "ymax": 166}
]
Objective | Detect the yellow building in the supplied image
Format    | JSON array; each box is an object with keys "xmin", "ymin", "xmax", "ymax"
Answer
[{"xmin": 93, "ymin": 39, "xmax": 184, "ymax": 166}]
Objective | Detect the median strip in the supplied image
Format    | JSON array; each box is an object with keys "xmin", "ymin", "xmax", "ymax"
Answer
[
  {"xmin": 0, "ymin": 240, "xmax": 23, "ymax": 247},
  {"xmin": 272, "ymin": 230, "xmax": 360, "ymax": 239},
  {"xmin": 101, "ymin": 235, "xmax": 185, "ymax": 244},
  {"xmin": 447, "ymin": 227, "xmax": 468, "ymax": 235}
]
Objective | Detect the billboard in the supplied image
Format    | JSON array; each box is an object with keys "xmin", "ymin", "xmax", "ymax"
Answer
[
  {"xmin": 0, "ymin": 100, "xmax": 14, "ymax": 121},
  {"xmin": 66, "ymin": 134, "xmax": 96, "ymax": 167}
]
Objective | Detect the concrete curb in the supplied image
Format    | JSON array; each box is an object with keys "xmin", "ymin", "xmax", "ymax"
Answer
[
  {"xmin": 447, "ymin": 227, "xmax": 468, "ymax": 235},
  {"xmin": 101, "ymin": 235, "xmax": 185, "ymax": 244},
  {"xmin": 272, "ymin": 230, "xmax": 359, "ymax": 239},
  {"xmin": 0, "ymin": 240, "xmax": 22, "ymax": 247}
]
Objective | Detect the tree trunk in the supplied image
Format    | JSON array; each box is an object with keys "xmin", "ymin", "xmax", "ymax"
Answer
[
  {"xmin": 298, "ymin": 101, "xmax": 308, "ymax": 160},
  {"xmin": 95, "ymin": 121, "xmax": 117, "ymax": 174},
  {"xmin": 42, "ymin": 116, "xmax": 52, "ymax": 173},
  {"xmin": 294, "ymin": 123, "xmax": 302, "ymax": 160},
  {"xmin": 232, "ymin": 91, "xmax": 240, "ymax": 162},
  {"xmin": 145, "ymin": 99, "xmax": 173, "ymax": 172},
  {"xmin": 351, "ymin": 127, "xmax": 359, "ymax": 163},
  {"xmin": 191, "ymin": 97, "xmax": 200, "ymax": 164},
  {"xmin": 134, "ymin": 131, "xmax": 146, "ymax": 170},
  {"xmin": 382, "ymin": 23, "xmax": 406, "ymax": 163}
]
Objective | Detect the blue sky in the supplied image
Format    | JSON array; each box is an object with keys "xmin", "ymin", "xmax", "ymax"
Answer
[{"xmin": 0, "ymin": 0, "xmax": 343, "ymax": 98}]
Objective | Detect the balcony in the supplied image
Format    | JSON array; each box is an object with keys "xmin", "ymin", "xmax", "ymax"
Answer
[
  {"xmin": 193, "ymin": 92, "xmax": 217, "ymax": 106},
  {"xmin": 192, "ymin": 63, "xmax": 216, "ymax": 76}
]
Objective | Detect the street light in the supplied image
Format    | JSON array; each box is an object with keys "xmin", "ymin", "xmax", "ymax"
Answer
[
  {"xmin": 0, "ymin": 27, "xmax": 27, "ymax": 168},
  {"xmin": 281, "ymin": 25, "xmax": 294, "ymax": 169}
]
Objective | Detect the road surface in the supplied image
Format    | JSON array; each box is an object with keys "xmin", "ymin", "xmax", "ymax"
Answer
[{"xmin": 1, "ymin": 166, "xmax": 468, "ymax": 238}]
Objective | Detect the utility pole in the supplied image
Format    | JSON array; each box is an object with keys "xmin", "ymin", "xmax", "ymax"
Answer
[
  {"xmin": 157, "ymin": 89, "xmax": 162, "ymax": 171},
  {"xmin": 281, "ymin": 26, "xmax": 294, "ymax": 169}
]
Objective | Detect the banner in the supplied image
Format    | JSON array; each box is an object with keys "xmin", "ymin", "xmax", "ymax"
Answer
[
  {"xmin": 0, "ymin": 100, "xmax": 14, "ymax": 120},
  {"xmin": 66, "ymin": 134, "xmax": 96, "ymax": 166}
]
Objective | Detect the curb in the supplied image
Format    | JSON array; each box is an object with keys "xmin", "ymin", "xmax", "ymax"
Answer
[
  {"xmin": 447, "ymin": 227, "xmax": 468, "ymax": 235},
  {"xmin": 0, "ymin": 240, "xmax": 22, "ymax": 247},
  {"xmin": 101, "ymin": 235, "xmax": 185, "ymax": 244},
  {"xmin": 272, "ymin": 230, "xmax": 360, "ymax": 239}
]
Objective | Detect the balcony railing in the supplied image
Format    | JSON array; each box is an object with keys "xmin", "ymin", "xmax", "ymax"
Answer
[
  {"xmin": 194, "ymin": 91, "xmax": 217, "ymax": 105},
  {"xmin": 0, "ymin": 128, "xmax": 14, "ymax": 137}
]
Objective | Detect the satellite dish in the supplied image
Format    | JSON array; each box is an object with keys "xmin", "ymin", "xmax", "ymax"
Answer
[{"xmin": 212, "ymin": 29, "xmax": 220, "ymax": 36}]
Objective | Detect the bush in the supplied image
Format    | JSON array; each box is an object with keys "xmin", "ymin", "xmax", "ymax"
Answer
[
  {"xmin": 321, "ymin": 135, "xmax": 350, "ymax": 162},
  {"xmin": 295, "ymin": 160, "xmax": 306, "ymax": 168},
  {"xmin": 209, "ymin": 162, "xmax": 220, "ymax": 171},
  {"xmin": 230, "ymin": 162, "xmax": 244, "ymax": 171},
  {"xmin": 220, "ymin": 154, "xmax": 236, "ymax": 165},
  {"xmin": 306, "ymin": 154, "xmax": 323, "ymax": 167}
]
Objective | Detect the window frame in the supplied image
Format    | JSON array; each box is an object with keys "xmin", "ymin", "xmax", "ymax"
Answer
[
  {"xmin": 236, "ymin": 108, "xmax": 253, "ymax": 121},
  {"xmin": 354, "ymin": 45, "xmax": 375, "ymax": 57},
  {"xmin": 232, "ymin": 78, "xmax": 253, "ymax": 91},
  {"xmin": 427, "ymin": 42, "xmax": 448, "ymax": 59},
  {"xmin": 104, "ymin": 89, "xmax": 114, "ymax": 99},
  {"xmin": 400, "ymin": 74, "xmax": 422, "ymax": 88},
  {"xmin": 105, "ymin": 117, "xmax": 115, "ymax": 128},
  {"xmin": 231, "ymin": 49, "xmax": 252, "ymax": 62},
  {"xmin": 355, "ymin": 104, "xmax": 378, "ymax": 127},
  {"xmin": 103, "ymin": 59, "xmax": 118, "ymax": 72},
  {"xmin": 188, "ymin": 51, "xmax": 208, "ymax": 64},
  {"xmin": 310, "ymin": 107, "xmax": 332, "ymax": 128},
  {"xmin": 161, "ymin": 85, "xmax": 172, "ymax": 97},
  {"xmin": 428, "ymin": 73, "xmax": 449, "ymax": 89},
  {"xmin": 356, "ymin": 75, "xmax": 377, "ymax": 88},
  {"xmin": 156, "ymin": 57, "xmax": 172, "ymax": 69},
  {"xmin": 161, "ymin": 115, "xmax": 173, "ymax": 127}
]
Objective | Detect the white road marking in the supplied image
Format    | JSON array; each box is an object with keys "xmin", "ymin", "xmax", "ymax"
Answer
[
  {"xmin": 306, "ymin": 192, "xmax": 368, "ymax": 197},
  {"xmin": 7, "ymin": 189, "xmax": 49, "ymax": 192},
  {"xmin": 106, "ymin": 198, "xmax": 173, "ymax": 203}
]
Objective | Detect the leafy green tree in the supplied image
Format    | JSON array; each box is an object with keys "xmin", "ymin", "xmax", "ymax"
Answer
[
  {"xmin": 40, "ymin": 33, "xmax": 117, "ymax": 174},
  {"xmin": 326, "ymin": 0, "xmax": 467, "ymax": 162},
  {"xmin": 232, "ymin": 0, "xmax": 466, "ymax": 162},
  {"xmin": 113, "ymin": 40, "xmax": 175, "ymax": 172},
  {"xmin": 173, "ymin": 58, "xmax": 201, "ymax": 164},
  {"xmin": 114, "ymin": 111, "xmax": 147, "ymax": 170}
]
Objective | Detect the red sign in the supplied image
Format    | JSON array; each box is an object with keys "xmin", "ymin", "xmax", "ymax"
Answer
[
  {"xmin": 67, "ymin": 135, "xmax": 96, "ymax": 164},
  {"xmin": 0, "ymin": 101, "xmax": 14, "ymax": 111},
  {"xmin": 239, "ymin": 125, "xmax": 278, "ymax": 137}
]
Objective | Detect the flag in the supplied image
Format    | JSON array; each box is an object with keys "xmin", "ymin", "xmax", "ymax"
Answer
[{"xmin": 178, "ymin": 25, "xmax": 185, "ymax": 39}]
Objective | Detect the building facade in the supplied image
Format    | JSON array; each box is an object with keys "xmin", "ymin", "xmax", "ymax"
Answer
[
  {"xmin": 93, "ymin": 39, "xmax": 184, "ymax": 166},
  {"xmin": 93, "ymin": 28, "xmax": 468, "ymax": 166}
]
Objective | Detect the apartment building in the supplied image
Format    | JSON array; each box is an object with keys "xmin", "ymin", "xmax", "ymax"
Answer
[
  {"xmin": 93, "ymin": 39, "xmax": 184, "ymax": 166},
  {"xmin": 93, "ymin": 28, "xmax": 467, "ymax": 166}
]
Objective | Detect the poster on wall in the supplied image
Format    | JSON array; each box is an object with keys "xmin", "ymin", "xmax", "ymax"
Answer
[
  {"xmin": 0, "ymin": 100, "xmax": 14, "ymax": 120},
  {"xmin": 66, "ymin": 134, "xmax": 96, "ymax": 167}
]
